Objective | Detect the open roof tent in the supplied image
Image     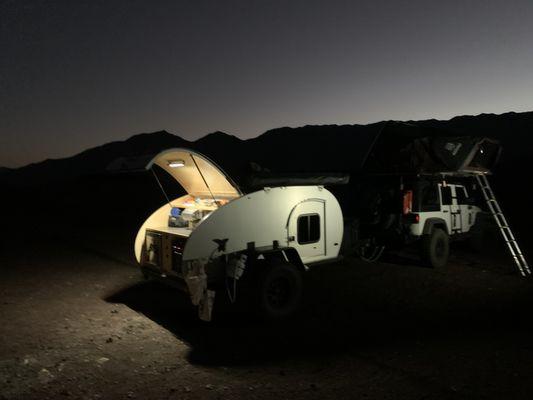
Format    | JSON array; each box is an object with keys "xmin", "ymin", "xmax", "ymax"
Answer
[{"xmin": 362, "ymin": 122, "xmax": 502, "ymax": 176}]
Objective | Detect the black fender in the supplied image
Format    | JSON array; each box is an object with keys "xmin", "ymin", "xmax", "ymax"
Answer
[
  {"xmin": 422, "ymin": 218, "xmax": 449, "ymax": 235},
  {"xmin": 246, "ymin": 245, "xmax": 306, "ymax": 272}
]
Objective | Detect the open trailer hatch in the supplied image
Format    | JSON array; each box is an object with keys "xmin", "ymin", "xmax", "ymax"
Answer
[{"xmin": 146, "ymin": 148, "xmax": 242, "ymax": 198}]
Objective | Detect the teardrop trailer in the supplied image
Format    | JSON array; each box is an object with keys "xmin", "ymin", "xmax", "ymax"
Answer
[
  {"xmin": 134, "ymin": 128, "xmax": 529, "ymax": 321},
  {"xmin": 135, "ymin": 148, "xmax": 347, "ymax": 321}
]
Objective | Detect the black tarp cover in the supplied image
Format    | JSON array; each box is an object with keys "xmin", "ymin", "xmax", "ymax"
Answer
[{"xmin": 246, "ymin": 172, "xmax": 350, "ymax": 188}]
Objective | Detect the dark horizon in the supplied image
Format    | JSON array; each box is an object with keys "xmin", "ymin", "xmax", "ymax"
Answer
[
  {"xmin": 3, "ymin": 109, "xmax": 532, "ymax": 171},
  {"xmin": 3, "ymin": 0, "xmax": 533, "ymax": 167}
]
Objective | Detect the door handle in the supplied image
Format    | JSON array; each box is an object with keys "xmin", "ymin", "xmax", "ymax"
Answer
[{"xmin": 442, "ymin": 210, "xmax": 449, "ymax": 213}]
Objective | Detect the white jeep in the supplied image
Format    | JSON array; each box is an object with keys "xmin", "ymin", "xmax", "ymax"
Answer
[{"xmin": 404, "ymin": 180, "xmax": 481, "ymax": 268}]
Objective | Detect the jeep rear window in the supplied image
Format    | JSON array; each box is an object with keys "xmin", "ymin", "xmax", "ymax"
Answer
[{"xmin": 415, "ymin": 183, "xmax": 440, "ymax": 212}]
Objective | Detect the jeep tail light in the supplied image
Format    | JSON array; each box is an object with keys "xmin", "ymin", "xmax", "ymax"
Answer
[
  {"xmin": 403, "ymin": 190, "xmax": 413, "ymax": 215},
  {"xmin": 414, "ymin": 213, "xmax": 420, "ymax": 223}
]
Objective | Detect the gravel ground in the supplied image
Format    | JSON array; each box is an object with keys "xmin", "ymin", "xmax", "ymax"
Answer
[{"xmin": 1, "ymin": 229, "xmax": 533, "ymax": 400}]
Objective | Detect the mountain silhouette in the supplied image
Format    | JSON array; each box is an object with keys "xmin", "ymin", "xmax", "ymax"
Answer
[
  {"xmin": 3, "ymin": 111, "xmax": 532, "ymax": 187},
  {"xmin": 1, "ymin": 110, "xmax": 531, "ymax": 193},
  {"xmin": 1, "ymin": 110, "xmax": 531, "ymax": 249}
]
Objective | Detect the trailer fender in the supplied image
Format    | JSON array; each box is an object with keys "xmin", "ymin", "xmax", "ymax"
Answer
[
  {"xmin": 249, "ymin": 247, "xmax": 307, "ymax": 272},
  {"xmin": 273, "ymin": 248, "xmax": 306, "ymax": 272}
]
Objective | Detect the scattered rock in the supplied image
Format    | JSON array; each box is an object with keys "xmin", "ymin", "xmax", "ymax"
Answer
[
  {"xmin": 106, "ymin": 337, "xmax": 113, "ymax": 343},
  {"xmin": 96, "ymin": 357, "xmax": 109, "ymax": 366},
  {"xmin": 111, "ymin": 309, "xmax": 119, "ymax": 314},
  {"xmin": 22, "ymin": 356, "xmax": 38, "ymax": 366},
  {"xmin": 183, "ymin": 386, "xmax": 192, "ymax": 393},
  {"xmin": 38, "ymin": 368, "xmax": 55, "ymax": 384},
  {"xmin": 205, "ymin": 384, "xmax": 214, "ymax": 390}
]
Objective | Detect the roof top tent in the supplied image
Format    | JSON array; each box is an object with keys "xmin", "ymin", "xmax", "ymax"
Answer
[{"xmin": 362, "ymin": 122, "xmax": 502, "ymax": 176}]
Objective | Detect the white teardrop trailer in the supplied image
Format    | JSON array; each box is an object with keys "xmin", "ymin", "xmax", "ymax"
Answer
[{"xmin": 135, "ymin": 148, "xmax": 344, "ymax": 321}]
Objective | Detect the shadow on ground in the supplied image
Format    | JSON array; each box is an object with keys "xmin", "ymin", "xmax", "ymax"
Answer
[{"xmin": 106, "ymin": 245, "xmax": 533, "ymax": 368}]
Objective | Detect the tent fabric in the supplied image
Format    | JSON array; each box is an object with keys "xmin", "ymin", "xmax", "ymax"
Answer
[{"xmin": 362, "ymin": 122, "xmax": 501, "ymax": 175}]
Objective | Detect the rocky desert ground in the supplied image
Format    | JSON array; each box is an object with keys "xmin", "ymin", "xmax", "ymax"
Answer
[{"xmin": 1, "ymin": 221, "xmax": 533, "ymax": 400}]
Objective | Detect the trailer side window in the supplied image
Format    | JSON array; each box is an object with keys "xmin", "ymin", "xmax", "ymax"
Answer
[{"xmin": 297, "ymin": 214, "xmax": 320, "ymax": 244}]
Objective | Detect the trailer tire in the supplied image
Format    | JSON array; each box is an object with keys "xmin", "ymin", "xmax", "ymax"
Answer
[
  {"xmin": 258, "ymin": 262, "xmax": 303, "ymax": 320},
  {"xmin": 421, "ymin": 228, "xmax": 449, "ymax": 268}
]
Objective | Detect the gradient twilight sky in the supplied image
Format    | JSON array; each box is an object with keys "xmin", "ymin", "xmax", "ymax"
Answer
[{"xmin": 2, "ymin": 0, "xmax": 533, "ymax": 167}]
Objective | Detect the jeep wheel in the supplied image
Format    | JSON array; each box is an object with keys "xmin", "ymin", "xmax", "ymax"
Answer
[
  {"xmin": 356, "ymin": 243, "xmax": 385, "ymax": 262},
  {"xmin": 258, "ymin": 262, "xmax": 303, "ymax": 319},
  {"xmin": 421, "ymin": 228, "xmax": 449, "ymax": 268}
]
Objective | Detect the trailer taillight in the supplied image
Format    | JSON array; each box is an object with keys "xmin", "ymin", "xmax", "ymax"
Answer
[{"xmin": 403, "ymin": 190, "xmax": 413, "ymax": 214}]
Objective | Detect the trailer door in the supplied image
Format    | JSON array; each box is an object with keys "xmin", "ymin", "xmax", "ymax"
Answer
[{"xmin": 287, "ymin": 200, "xmax": 326, "ymax": 261}]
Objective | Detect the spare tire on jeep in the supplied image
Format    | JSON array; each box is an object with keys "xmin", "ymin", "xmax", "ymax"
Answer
[{"xmin": 421, "ymin": 228, "xmax": 449, "ymax": 268}]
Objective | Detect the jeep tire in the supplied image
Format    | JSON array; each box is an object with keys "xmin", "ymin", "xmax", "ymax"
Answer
[{"xmin": 421, "ymin": 228, "xmax": 449, "ymax": 268}]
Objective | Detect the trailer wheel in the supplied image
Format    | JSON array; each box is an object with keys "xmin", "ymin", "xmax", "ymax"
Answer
[
  {"xmin": 421, "ymin": 228, "xmax": 449, "ymax": 268},
  {"xmin": 140, "ymin": 266, "xmax": 151, "ymax": 280},
  {"xmin": 258, "ymin": 262, "xmax": 303, "ymax": 319}
]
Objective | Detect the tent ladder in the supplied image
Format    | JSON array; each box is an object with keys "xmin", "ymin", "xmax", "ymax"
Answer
[{"xmin": 475, "ymin": 174, "xmax": 530, "ymax": 277}]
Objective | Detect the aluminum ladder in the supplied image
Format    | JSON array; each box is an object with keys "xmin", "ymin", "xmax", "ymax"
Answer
[{"xmin": 475, "ymin": 173, "xmax": 531, "ymax": 277}]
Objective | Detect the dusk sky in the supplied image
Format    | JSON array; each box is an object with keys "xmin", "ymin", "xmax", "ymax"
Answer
[{"xmin": 2, "ymin": 0, "xmax": 533, "ymax": 167}]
